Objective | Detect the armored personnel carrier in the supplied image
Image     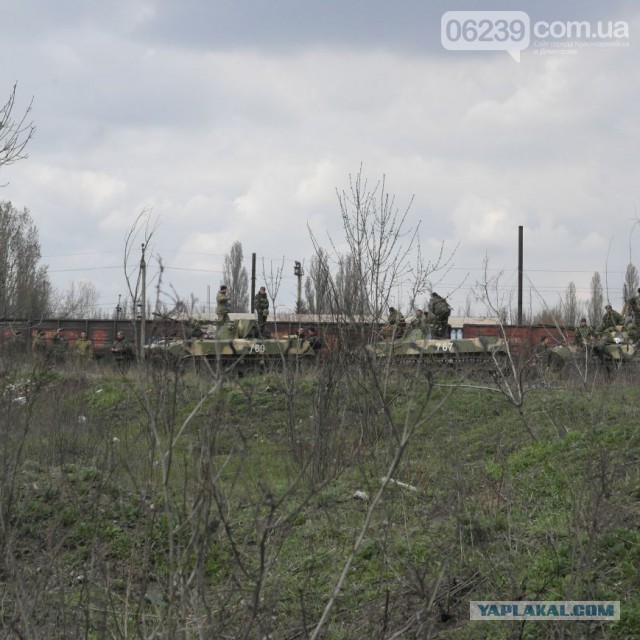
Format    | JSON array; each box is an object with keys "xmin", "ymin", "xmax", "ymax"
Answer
[
  {"xmin": 549, "ymin": 325, "xmax": 638, "ymax": 372},
  {"xmin": 145, "ymin": 318, "xmax": 320, "ymax": 369},
  {"xmin": 365, "ymin": 327, "xmax": 509, "ymax": 373}
]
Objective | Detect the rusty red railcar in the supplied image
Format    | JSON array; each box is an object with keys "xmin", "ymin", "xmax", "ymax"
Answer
[{"xmin": 0, "ymin": 317, "xmax": 575, "ymax": 360}]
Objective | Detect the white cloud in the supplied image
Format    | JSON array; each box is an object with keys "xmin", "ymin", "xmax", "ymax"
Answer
[
  {"xmin": 1, "ymin": 1, "xmax": 639, "ymax": 315},
  {"xmin": 24, "ymin": 164, "xmax": 127, "ymax": 211}
]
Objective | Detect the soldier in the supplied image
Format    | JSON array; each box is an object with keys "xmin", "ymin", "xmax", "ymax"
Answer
[
  {"xmin": 190, "ymin": 323, "xmax": 205, "ymax": 339},
  {"xmin": 625, "ymin": 287, "xmax": 640, "ymax": 322},
  {"xmin": 574, "ymin": 318, "xmax": 595, "ymax": 347},
  {"xmin": 385, "ymin": 307, "xmax": 406, "ymax": 339},
  {"xmin": 74, "ymin": 331, "xmax": 93, "ymax": 359},
  {"xmin": 216, "ymin": 285, "xmax": 231, "ymax": 324},
  {"xmin": 428, "ymin": 292, "xmax": 452, "ymax": 338},
  {"xmin": 52, "ymin": 328, "xmax": 68, "ymax": 361},
  {"xmin": 306, "ymin": 326, "xmax": 322, "ymax": 353},
  {"xmin": 111, "ymin": 331, "xmax": 134, "ymax": 367},
  {"xmin": 408, "ymin": 309, "xmax": 429, "ymax": 333},
  {"xmin": 597, "ymin": 304, "xmax": 624, "ymax": 334},
  {"xmin": 31, "ymin": 330, "xmax": 48, "ymax": 363},
  {"xmin": 254, "ymin": 286, "xmax": 269, "ymax": 336},
  {"xmin": 387, "ymin": 307, "xmax": 403, "ymax": 325}
]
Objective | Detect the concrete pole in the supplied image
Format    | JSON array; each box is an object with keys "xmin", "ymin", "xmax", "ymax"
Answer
[
  {"xmin": 251, "ymin": 252, "xmax": 256, "ymax": 313},
  {"xmin": 518, "ymin": 226, "xmax": 523, "ymax": 326},
  {"xmin": 140, "ymin": 243, "xmax": 146, "ymax": 361}
]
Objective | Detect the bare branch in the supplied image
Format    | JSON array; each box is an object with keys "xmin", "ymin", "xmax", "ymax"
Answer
[{"xmin": 0, "ymin": 84, "xmax": 35, "ymax": 181}]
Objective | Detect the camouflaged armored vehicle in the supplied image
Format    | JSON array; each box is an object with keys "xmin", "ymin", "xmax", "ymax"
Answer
[
  {"xmin": 365, "ymin": 326, "xmax": 509, "ymax": 373},
  {"xmin": 549, "ymin": 325, "xmax": 639, "ymax": 372},
  {"xmin": 145, "ymin": 318, "xmax": 320, "ymax": 369}
]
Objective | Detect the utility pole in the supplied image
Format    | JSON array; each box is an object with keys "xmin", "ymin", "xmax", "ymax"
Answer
[
  {"xmin": 140, "ymin": 243, "xmax": 146, "ymax": 361},
  {"xmin": 251, "ymin": 252, "xmax": 256, "ymax": 313},
  {"xmin": 294, "ymin": 261, "xmax": 303, "ymax": 313},
  {"xmin": 518, "ymin": 226, "xmax": 523, "ymax": 326}
]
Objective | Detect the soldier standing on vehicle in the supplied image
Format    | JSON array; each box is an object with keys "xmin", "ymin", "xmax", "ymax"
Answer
[
  {"xmin": 254, "ymin": 286, "xmax": 269, "ymax": 336},
  {"xmin": 216, "ymin": 285, "xmax": 231, "ymax": 324},
  {"xmin": 428, "ymin": 292, "xmax": 452, "ymax": 338}
]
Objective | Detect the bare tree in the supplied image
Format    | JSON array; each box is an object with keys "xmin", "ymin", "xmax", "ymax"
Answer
[
  {"xmin": 562, "ymin": 281, "xmax": 580, "ymax": 327},
  {"xmin": 261, "ymin": 257, "xmax": 284, "ymax": 317},
  {"xmin": 336, "ymin": 169, "xmax": 414, "ymax": 320},
  {"xmin": 304, "ymin": 248, "xmax": 331, "ymax": 315},
  {"xmin": 0, "ymin": 84, "xmax": 35, "ymax": 178},
  {"xmin": 533, "ymin": 303, "xmax": 563, "ymax": 325},
  {"xmin": 310, "ymin": 166, "xmax": 453, "ymax": 324},
  {"xmin": 0, "ymin": 201, "xmax": 50, "ymax": 317},
  {"xmin": 588, "ymin": 271, "xmax": 604, "ymax": 327},
  {"xmin": 305, "ymin": 249, "xmax": 369, "ymax": 316},
  {"xmin": 222, "ymin": 241, "xmax": 249, "ymax": 312},
  {"xmin": 460, "ymin": 292, "xmax": 474, "ymax": 317},
  {"xmin": 52, "ymin": 280, "xmax": 100, "ymax": 318},
  {"xmin": 334, "ymin": 252, "xmax": 368, "ymax": 316},
  {"xmin": 472, "ymin": 260, "xmax": 538, "ymax": 440}
]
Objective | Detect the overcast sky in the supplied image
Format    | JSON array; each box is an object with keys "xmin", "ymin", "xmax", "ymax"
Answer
[{"xmin": 1, "ymin": 0, "xmax": 639, "ymax": 319}]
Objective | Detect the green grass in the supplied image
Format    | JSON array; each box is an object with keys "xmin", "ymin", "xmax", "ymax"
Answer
[{"xmin": 0, "ymin": 362, "xmax": 637, "ymax": 638}]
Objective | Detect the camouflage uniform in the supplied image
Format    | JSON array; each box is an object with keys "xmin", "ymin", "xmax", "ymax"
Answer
[
  {"xmin": 597, "ymin": 306, "xmax": 623, "ymax": 334},
  {"xmin": 216, "ymin": 286, "xmax": 231, "ymax": 323},
  {"xmin": 190, "ymin": 321, "xmax": 205, "ymax": 338},
  {"xmin": 408, "ymin": 310, "xmax": 429, "ymax": 334},
  {"xmin": 428, "ymin": 293, "xmax": 452, "ymax": 338},
  {"xmin": 254, "ymin": 288, "xmax": 269, "ymax": 335},
  {"xmin": 385, "ymin": 307, "xmax": 406, "ymax": 339},
  {"xmin": 111, "ymin": 332, "xmax": 134, "ymax": 366},
  {"xmin": 625, "ymin": 289, "xmax": 640, "ymax": 322},
  {"xmin": 574, "ymin": 320, "xmax": 595, "ymax": 347},
  {"xmin": 306, "ymin": 327, "xmax": 322, "ymax": 353},
  {"xmin": 74, "ymin": 333, "xmax": 93, "ymax": 359},
  {"xmin": 52, "ymin": 329, "xmax": 68, "ymax": 361}
]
